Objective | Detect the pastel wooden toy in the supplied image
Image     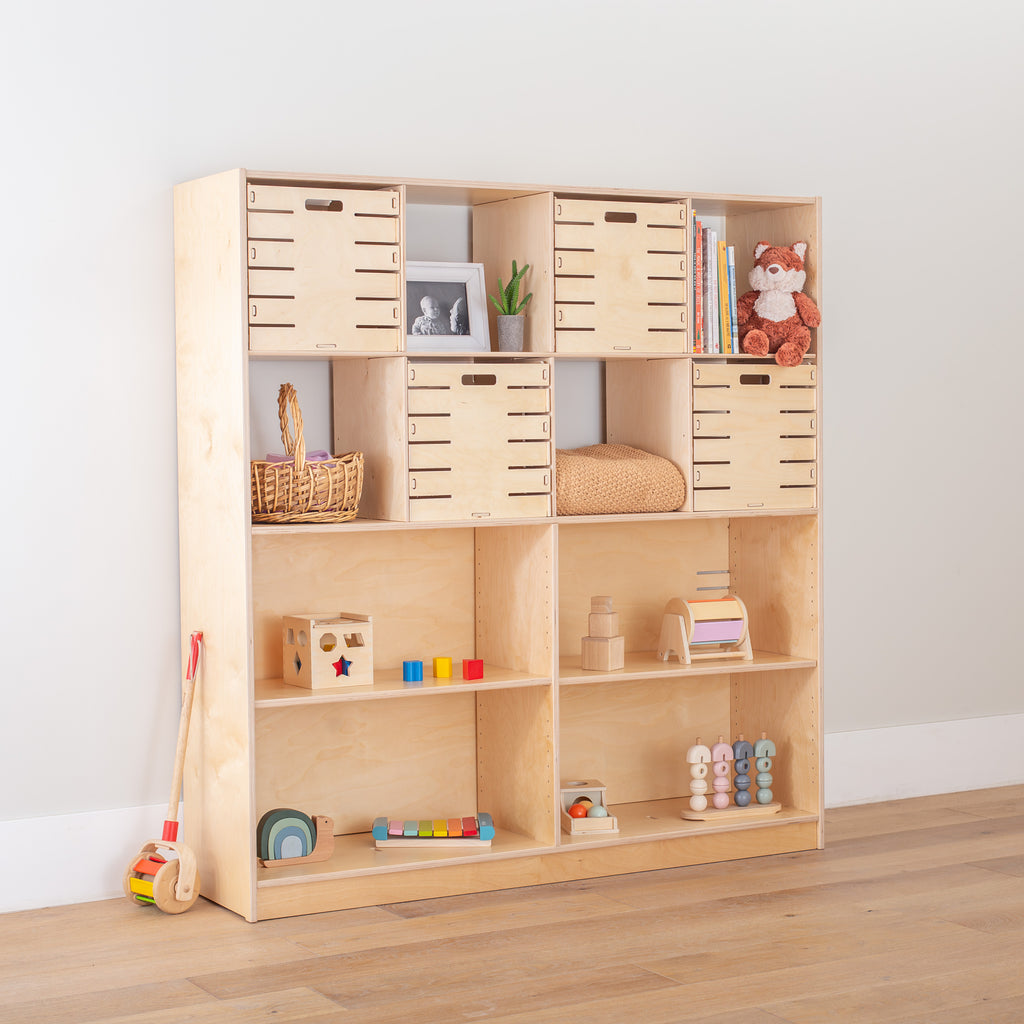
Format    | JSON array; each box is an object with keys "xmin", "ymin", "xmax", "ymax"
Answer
[
  {"xmin": 657, "ymin": 595, "xmax": 752, "ymax": 665},
  {"xmin": 283, "ymin": 613, "xmax": 373, "ymax": 689},
  {"xmin": 257, "ymin": 809, "xmax": 335, "ymax": 868},
  {"xmin": 681, "ymin": 733, "xmax": 782, "ymax": 820},
  {"xmin": 685, "ymin": 739, "xmax": 712, "ymax": 812},
  {"xmin": 755, "ymin": 734, "xmax": 776, "ymax": 805},
  {"xmin": 581, "ymin": 596, "xmax": 626, "ymax": 671},
  {"xmin": 710, "ymin": 737, "xmax": 734, "ymax": 810},
  {"xmin": 402, "ymin": 659, "xmax": 424, "ymax": 682},
  {"xmin": 560, "ymin": 780, "xmax": 619, "ymax": 835},
  {"xmin": 123, "ymin": 631, "xmax": 203, "ymax": 914},
  {"xmin": 433, "ymin": 656, "xmax": 453, "ymax": 678},
  {"xmin": 463, "ymin": 658, "xmax": 483, "ymax": 680},
  {"xmin": 732, "ymin": 736, "xmax": 754, "ymax": 807},
  {"xmin": 372, "ymin": 813, "xmax": 494, "ymax": 848}
]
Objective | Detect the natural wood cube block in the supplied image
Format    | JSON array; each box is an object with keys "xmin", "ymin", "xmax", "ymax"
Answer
[
  {"xmin": 581, "ymin": 635, "xmax": 625, "ymax": 671},
  {"xmin": 588, "ymin": 611, "xmax": 621, "ymax": 638},
  {"xmin": 283, "ymin": 613, "xmax": 373, "ymax": 689}
]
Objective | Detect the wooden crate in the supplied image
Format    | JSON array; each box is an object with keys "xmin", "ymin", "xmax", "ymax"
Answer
[
  {"xmin": 691, "ymin": 362, "xmax": 817, "ymax": 511},
  {"xmin": 407, "ymin": 361, "xmax": 552, "ymax": 521},
  {"xmin": 553, "ymin": 198, "xmax": 688, "ymax": 354},
  {"xmin": 246, "ymin": 183, "xmax": 402, "ymax": 353}
]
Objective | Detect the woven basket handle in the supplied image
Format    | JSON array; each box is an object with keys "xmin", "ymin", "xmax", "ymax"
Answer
[{"xmin": 276, "ymin": 383, "xmax": 306, "ymax": 474}]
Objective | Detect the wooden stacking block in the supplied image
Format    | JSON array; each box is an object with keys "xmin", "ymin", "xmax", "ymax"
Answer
[
  {"xmin": 433, "ymin": 657, "xmax": 453, "ymax": 678},
  {"xmin": 581, "ymin": 635, "xmax": 625, "ymax": 671},
  {"xmin": 283, "ymin": 613, "xmax": 373, "ymax": 689},
  {"xmin": 588, "ymin": 596, "xmax": 620, "ymax": 638},
  {"xmin": 462, "ymin": 659, "xmax": 484, "ymax": 680}
]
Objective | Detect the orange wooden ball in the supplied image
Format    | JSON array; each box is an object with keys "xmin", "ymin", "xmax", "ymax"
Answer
[{"xmin": 568, "ymin": 803, "xmax": 589, "ymax": 818}]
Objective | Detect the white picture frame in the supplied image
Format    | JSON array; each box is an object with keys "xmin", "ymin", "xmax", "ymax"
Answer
[{"xmin": 406, "ymin": 261, "xmax": 490, "ymax": 352}]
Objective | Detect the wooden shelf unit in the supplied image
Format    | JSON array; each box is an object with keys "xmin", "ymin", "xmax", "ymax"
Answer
[{"xmin": 174, "ymin": 169, "xmax": 823, "ymax": 921}]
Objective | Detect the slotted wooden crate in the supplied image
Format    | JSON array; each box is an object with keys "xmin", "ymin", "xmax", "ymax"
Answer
[
  {"xmin": 553, "ymin": 198, "xmax": 688, "ymax": 354},
  {"xmin": 691, "ymin": 362, "xmax": 817, "ymax": 511},
  {"xmin": 246, "ymin": 184, "xmax": 402, "ymax": 353},
  {"xmin": 407, "ymin": 361, "xmax": 552, "ymax": 521}
]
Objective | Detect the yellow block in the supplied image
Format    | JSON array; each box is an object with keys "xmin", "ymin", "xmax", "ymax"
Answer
[{"xmin": 433, "ymin": 657, "xmax": 453, "ymax": 678}]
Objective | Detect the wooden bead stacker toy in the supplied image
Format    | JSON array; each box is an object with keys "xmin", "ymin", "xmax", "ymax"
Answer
[
  {"xmin": 123, "ymin": 632, "xmax": 203, "ymax": 914},
  {"xmin": 657, "ymin": 595, "xmax": 752, "ymax": 665},
  {"xmin": 681, "ymin": 734, "xmax": 781, "ymax": 821}
]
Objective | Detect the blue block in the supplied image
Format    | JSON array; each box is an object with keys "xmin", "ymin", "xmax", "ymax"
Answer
[{"xmin": 402, "ymin": 660, "xmax": 424, "ymax": 682}]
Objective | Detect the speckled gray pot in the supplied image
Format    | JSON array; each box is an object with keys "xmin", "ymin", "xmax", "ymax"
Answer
[{"xmin": 497, "ymin": 315, "xmax": 525, "ymax": 352}]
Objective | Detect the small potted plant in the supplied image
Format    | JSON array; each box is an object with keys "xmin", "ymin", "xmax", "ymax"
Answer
[{"xmin": 489, "ymin": 260, "xmax": 533, "ymax": 352}]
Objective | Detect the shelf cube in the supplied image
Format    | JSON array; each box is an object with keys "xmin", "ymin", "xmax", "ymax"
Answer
[{"xmin": 283, "ymin": 613, "xmax": 373, "ymax": 689}]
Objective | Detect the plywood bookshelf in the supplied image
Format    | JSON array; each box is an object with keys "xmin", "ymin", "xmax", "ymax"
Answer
[{"xmin": 174, "ymin": 168, "xmax": 822, "ymax": 921}]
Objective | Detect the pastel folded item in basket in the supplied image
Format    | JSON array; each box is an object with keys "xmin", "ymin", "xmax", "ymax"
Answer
[
  {"xmin": 556, "ymin": 444, "xmax": 686, "ymax": 516},
  {"xmin": 265, "ymin": 450, "xmax": 331, "ymax": 462}
]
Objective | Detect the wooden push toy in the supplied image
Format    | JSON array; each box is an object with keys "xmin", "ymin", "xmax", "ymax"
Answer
[
  {"xmin": 681, "ymin": 733, "xmax": 780, "ymax": 821},
  {"xmin": 283, "ymin": 612, "xmax": 373, "ymax": 689},
  {"xmin": 257, "ymin": 808, "xmax": 335, "ymax": 867},
  {"xmin": 372, "ymin": 813, "xmax": 495, "ymax": 848},
  {"xmin": 657, "ymin": 595, "xmax": 752, "ymax": 665},
  {"xmin": 123, "ymin": 631, "xmax": 203, "ymax": 914},
  {"xmin": 560, "ymin": 779, "xmax": 619, "ymax": 835},
  {"xmin": 581, "ymin": 596, "xmax": 625, "ymax": 671}
]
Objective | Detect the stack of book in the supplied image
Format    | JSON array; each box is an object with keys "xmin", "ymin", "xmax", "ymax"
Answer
[{"xmin": 692, "ymin": 212, "xmax": 739, "ymax": 354}]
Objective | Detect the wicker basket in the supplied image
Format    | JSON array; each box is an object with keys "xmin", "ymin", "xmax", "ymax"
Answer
[{"xmin": 251, "ymin": 383, "xmax": 363, "ymax": 524}]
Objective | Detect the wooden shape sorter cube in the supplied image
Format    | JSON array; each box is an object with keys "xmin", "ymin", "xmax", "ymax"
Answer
[{"xmin": 283, "ymin": 613, "xmax": 373, "ymax": 689}]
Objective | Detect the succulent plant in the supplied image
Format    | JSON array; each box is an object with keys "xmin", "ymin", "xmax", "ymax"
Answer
[{"xmin": 489, "ymin": 260, "xmax": 533, "ymax": 316}]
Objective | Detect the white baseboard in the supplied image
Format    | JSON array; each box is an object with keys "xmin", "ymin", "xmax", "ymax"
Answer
[
  {"xmin": 825, "ymin": 713, "xmax": 1024, "ymax": 807},
  {"xmin": 4, "ymin": 716, "xmax": 1023, "ymax": 913},
  {"xmin": 0, "ymin": 803, "xmax": 182, "ymax": 914}
]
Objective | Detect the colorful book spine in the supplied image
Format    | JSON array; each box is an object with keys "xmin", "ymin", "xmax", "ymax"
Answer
[
  {"xmin": 726, "ymin": 245, "xmax": 739, "ymax": 354},
  {"xmin": 706, "ymin": 229, "xmax": 718, "ymax": 353},
  {"xmin": 693, "ymin": 214, "xmax": 703, "ymax": 354},
  {"xmin": 717, "ymin": 240, "xmax": 730, "ymax": 353}
]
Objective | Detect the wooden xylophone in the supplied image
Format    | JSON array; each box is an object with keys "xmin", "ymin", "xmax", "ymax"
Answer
[{"xmin": 372, "ymin": 813, "xmax": 494, "ymax": 848}]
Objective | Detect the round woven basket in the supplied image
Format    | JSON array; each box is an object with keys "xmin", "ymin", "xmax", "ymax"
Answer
[{"xmin": 251, "ymin": 383, "xmax": 363, "ymax": 524}]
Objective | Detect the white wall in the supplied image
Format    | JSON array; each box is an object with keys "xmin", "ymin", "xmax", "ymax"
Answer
[{"xmin": 2, "ymin": 0, "xmax": 1023, "ymax": 910}]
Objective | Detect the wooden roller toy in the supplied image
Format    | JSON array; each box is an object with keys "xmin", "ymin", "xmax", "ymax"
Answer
[
  {"xmin": 657, "ymin": 595, "xmax": 752, "ymax": 665},
  {"xmin": 123, "ymin": 631, "xmax": 203, "ymax": 914}
]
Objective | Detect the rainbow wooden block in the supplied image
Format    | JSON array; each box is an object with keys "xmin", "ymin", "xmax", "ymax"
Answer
[
  {"xmin": 283, "ymin": 612, "xmax": 373, "ymax": 689},
  {"xmin": 433, "ymin": 657, "xmax": 453, "ymax": 678},
  {"xmin": 372, "ymin": 813, "xmax": 494, "ymax": 848},
  {"xmin": 463, "ymin": 658, "xmax": 483, "ymax": 680}
]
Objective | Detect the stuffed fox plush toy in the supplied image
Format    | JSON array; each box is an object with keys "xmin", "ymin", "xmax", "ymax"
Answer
[{"xmin": 737, "ymin": 241, "xmax": 820, "ymax": 367}]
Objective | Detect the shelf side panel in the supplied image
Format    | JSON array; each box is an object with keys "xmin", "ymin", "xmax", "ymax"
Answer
[
  {"xmin": 174, "ymin": 169, "xmax": 257, "ymax": 919},
  {"xmin": 605, "ymin": 359, "xmax": 693, "ymax": 513},
  {"xmin": 477, "ymin": 687, "xmax": 556, "ymax": 846},
  {"xmin": 333, "ymin": 357, "xmax": 408, "ymax": 522},
  {"xmin": 472, "ymin": 192, "xmax": 554, "ymax": 353}
]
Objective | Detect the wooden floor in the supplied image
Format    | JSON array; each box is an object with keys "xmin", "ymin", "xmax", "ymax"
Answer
[{"xmin": 2, "ymin": 786, "xmax": 1023, "ymax": 1024}]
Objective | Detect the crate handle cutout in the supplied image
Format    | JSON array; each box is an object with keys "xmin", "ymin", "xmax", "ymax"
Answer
[
  {"xmin": 605, "ymin": 211, "xmax": 638, "ymax": 223},
  {"xmin": 461, "ymin": 373, "xmax": 497, "ymax": 386},
  {"xmin": 739, "ymin": 374, "xmax": 771, "ymax": 386},
  {"xmin": 305, "ymin": 198, "xmax": 344, "ymax": 212}
]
